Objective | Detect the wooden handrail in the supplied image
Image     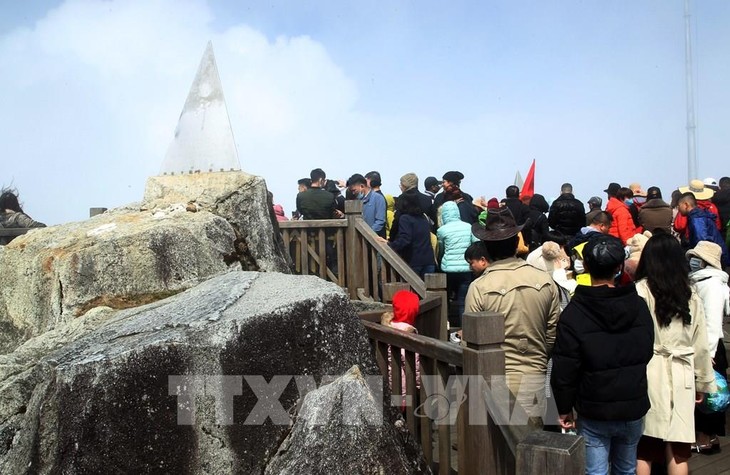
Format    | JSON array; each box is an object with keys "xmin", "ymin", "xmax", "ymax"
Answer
[
  {"xmin": 278, "ymin": 220, "xmax": 347, "ymax": 229},
  {"xmin": 361, "ymin": 310, "xmax": 585, "ymax": 474},
  {"xmin": 361, "ymin": 320, "xmax": 462, "ymax": 366},
  {"xmin": 352, "ymin": 218, "xmax": 427, "ymax": 297}
]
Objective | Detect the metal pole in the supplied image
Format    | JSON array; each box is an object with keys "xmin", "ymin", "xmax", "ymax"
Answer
[{"xmin": 684, "ymin": 0, "xmax": 697, "ymax": 181}]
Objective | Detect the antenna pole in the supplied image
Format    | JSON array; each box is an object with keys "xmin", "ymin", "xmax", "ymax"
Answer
[{"xmin": 684, "ymin": 0, "xmax": 697, "ymax": 181}]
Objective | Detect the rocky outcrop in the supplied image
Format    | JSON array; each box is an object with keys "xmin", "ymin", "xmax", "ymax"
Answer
[
  {"xmin": 0, "ymin": 171, "xmax": 293, "ymax": 353},
  {"xmin": 143, "ymin": 171, "xmax": 290, "ymax": 273},
  {"xmin": 265, "ymin": 365, "xmax": 430, "ymax": 475},
  {"xmin": 0, "ymin": 206, "xmax": 240, "ymax": 351},
  {"xmin": 0, "ymin": 271, "xmax": 390, "ymax": 474}
]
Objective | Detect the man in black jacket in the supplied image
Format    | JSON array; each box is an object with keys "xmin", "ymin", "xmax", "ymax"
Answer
[
  {"xmin": 501, "ymin": 185, "xmax": 530, "ymax": 225},
  {"xmin": 548, "ymin": 183, "xmax": 585, "ymax": 238},
  {"xmin": 712, "ymin": 176, "xmax": 730, "ymax": 237},
  {"xmin": 551, "ymin": 234, "xmax": 654, "ymax": 475}
]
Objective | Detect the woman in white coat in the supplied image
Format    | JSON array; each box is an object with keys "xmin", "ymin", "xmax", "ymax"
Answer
[
  {"xmin": 635, "ymin": 232, "xmax": 715, "ymax": 475},
  {"xmin": 688, "ymin": 241, "xmax": 730, "ymax": 452}
]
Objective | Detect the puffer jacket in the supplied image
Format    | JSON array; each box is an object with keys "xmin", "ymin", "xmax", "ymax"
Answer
[
  {"xmin": 687, "ymin": 208, "xmax": 730, "ymax": 266},
  {"xmin": 548, "ymin": 193, "xmax": 585, "ymax": 238},
  {"xmin": 551, "ymin": 283, "xmax": 654, "ymax": 421},
  {"xmin": 436, "ymin": 201, "xmax": 475, "ymax": 273},
  {"xmin": 606, "ymin": 197, "xmax": 642, "ymax": 245},
  {"xmin": 674, "ymin": 199, "xmax": 722, "ymax": 236},
  {"xmin": 690, "ymin": 267, "xmax": 730, "ymax": 356},
  {"xmin": 637, "ymin": 198, "xmax": 672, "ymax": 234}
]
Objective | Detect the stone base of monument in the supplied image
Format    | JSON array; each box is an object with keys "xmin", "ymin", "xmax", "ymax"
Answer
[{"xmin": 0, "ymin": 272, "xmax": 427, "ymax": 474}]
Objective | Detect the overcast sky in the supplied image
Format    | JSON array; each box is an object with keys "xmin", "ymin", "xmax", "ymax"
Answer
[{"xmin": 2, "ymin": 0, "xmax": 729, "ymax": 225}]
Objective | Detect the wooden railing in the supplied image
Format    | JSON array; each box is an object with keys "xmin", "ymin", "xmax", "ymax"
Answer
[
  {"xmin": 361, "ymin": 310, "xmax": 585, "ymax": 475},
  {"xmin": 281, "ymin": 200, "xmax": 448, "ymax": 340}
]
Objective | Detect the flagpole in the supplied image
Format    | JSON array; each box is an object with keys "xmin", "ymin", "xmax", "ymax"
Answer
[{"xmin": 684, "ymin": 0, "xmax": 697, "ymax": 181}]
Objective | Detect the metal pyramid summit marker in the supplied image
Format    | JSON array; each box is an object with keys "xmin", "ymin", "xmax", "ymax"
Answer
[{"xmin": 160, "ymin": 41, "xmax": 241, "ymax": 175}]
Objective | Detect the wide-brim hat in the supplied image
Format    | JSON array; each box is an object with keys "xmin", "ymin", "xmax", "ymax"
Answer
[
  {"xmin": 679, "ymin": 179, "xmax": 714, "ymax": 200},
  {"xmin": 628, "ymin": 182, "xmax": 646, "ymax": 197},
  {"xmin": 472, "ymin": 207, "xmax": 523, "ymax": 241},
  {"xmin": 687, "ymin": 241, "xmax": 723, "ymax": 270}
]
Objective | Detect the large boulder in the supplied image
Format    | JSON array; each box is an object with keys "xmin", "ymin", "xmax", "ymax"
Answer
[
  {"xmin": 0, "ymin": 206, "xmax": 240, "ymax": 352},
  {"xmin": 143, "ymin": 171, "xmax": 290, "ymax": 273},
  {"xmin": 265, "ymin": 365, "xmax": 430, "ymax": 475},
  {"xmin": 0, "ymin": 271, "xmax": 402, "ymax": 474}
]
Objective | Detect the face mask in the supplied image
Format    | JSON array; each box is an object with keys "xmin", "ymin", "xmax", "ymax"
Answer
[
  {"xmin": 624, "ymin": 199, "xmax": 633, "ymax": 206},
  {"xmin": 634, "ymin": 196, "xmax": 646, "ymax": 205},
  {"xmin": 689, "ymin": 257, "xmax": 704, "ymax": 272},
  {"xmin": 574, "ymin": 260, "xmax": 584, "ymax": 274},
  {"xmin": 357, "ymin": 191, "xmax": 365, "ymax": 200}
]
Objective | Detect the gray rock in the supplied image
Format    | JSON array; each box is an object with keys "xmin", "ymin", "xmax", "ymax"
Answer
[
  {"xmin": 0, "ymin": 271, "xmax": 381, "ymax": 474},
  {"xmin": 0, "ymin": 207, "xmax": 240, "ymax": 352},
  {"xmin": 265, "ymin": 365, "xmax": 430, "ymax": 475},
  {"xmin": 143, "ymin": 171, "xmax": 291, "ymax": 273}
]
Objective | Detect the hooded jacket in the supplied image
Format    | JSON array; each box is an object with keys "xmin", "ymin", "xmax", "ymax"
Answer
[
  {"xmin": 606, "ymin": 197, "xmax": 642, "ymax": 245},
  {"xmin": 687, "ymin": 207, "xmax": 730, "ymax": 266},
  {"xmin": 551, "ymin": 283, "xmax": 654, "ymax": 421},
  {"xmin": 548, "ymin": 193, "xmax": 585, "ymax": 238},
  {"xmin": 436, "ymin": 201, "xmax": 476, "ymax": 273},
  {"xmin": 637, "ymin": 198, "xmax": 672, "ymax": 234},
  {"xmin": 690, "ymin": 267, "xmax": 730, "ymax": 356}
]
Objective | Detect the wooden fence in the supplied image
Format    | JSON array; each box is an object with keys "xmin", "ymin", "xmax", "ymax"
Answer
[
  {"xmin": 280, "ymin": 200, "xmax": 448, "ymax": 340},
  {"xmin": 361, "ymin": 309, "xmax": 585, "ymax": 475}
]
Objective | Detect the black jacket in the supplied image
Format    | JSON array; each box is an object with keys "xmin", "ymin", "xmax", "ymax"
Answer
[
  {"xmin": 433, "ymin": 190, "xmax": 478, "ymax": 226},
  {"xmin": 391, "ymin": 188, "xmax": 434, "ymax": 241},
  {"xmin": 526, "ymin": 194, "xmax": 549, "ymax": 251},
  {"xmin": 712, "ymin": 188, "xmax": 730, "ymax": 233},
  {"xmin": 551, "ymin": 283, "xmax": 654, "ymax": 421},
  {"xmin": 296, "ymin": 187, "xmax": 335, "ymax": 220},
  {"xmin": 548, "ymin": 193, "xmax": 585, "ymax": 238},
  {"xmin": 502, "ymin": 197, "xmax": 530, "ymax": 225}
]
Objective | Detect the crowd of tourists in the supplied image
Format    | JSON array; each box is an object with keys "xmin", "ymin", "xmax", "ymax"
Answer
[{"xmin": 288, "ymin": 168, "xmax": 730, "ymax": 475}]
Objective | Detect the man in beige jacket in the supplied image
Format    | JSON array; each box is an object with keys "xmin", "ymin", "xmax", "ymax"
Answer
[{"xmin": 465, "ymin": 207, "xmax": 560, "ymax": 420}]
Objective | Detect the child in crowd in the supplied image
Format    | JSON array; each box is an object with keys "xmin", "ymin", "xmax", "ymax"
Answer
[{"xmin": 381, "ymin": 290, "xmax": 421, "ymax": 409}]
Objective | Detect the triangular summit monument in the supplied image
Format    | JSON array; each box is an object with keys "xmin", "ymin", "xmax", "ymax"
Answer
[{"xmin": 160, "ymin": 41, "xmax": 241, "ymax": 175}]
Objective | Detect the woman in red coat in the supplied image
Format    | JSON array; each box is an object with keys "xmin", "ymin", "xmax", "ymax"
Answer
[{"xmin": 606, "ymin": 187, "xmax": 642, "ymax": 245}]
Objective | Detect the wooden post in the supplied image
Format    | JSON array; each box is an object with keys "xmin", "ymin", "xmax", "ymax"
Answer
[
  {"xmin": 423, "ymin": 273, "xmax": 448, "ymax": 340},
  {"xmin": 516, "ymin": 431, "xmax": 584, "ymax": 474},
  {"xmin": 459, "ymin": 312, "xmax": 508, "ymax": 475},
  {"xmin": 382, "ymin": 282, "xmax": 411, "ymax": 303},
  {"xmin": 345, "ymin": 200, "xmax": 364, "ymax": 299}
]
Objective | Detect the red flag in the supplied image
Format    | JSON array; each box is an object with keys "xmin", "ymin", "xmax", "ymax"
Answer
[{"xmin": 521, "ymin": 159, "xmax": 535, "ymax": 198}]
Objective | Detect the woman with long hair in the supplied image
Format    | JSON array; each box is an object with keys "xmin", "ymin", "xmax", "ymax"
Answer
[
  {"xmin": 0, "ymin": 189, "xmax": 46, "ymax": 245},
  {"xmin": 634, "ymin": 232, "xmax": 715, "ymax": 475},
  {"xmin": 383, "ymin": 190, "xmax": 435, "ymax": 279}
]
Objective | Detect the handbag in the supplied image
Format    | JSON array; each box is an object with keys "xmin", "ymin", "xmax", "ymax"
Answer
[{"xmin": 698, "ymin": 370, "xmax": 730, "ymax": 414}]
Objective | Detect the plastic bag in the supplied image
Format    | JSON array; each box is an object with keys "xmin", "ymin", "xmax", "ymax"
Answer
[{"xmin": 698, "ymin": 370, "xmax": 730, "ymax": 414}]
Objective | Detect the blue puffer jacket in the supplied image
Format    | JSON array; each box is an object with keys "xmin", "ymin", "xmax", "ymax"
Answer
[
  {"xmin": 688, "ymin": 207, "xmax": 730, "ymax": 266},
  {"xmin": 437, "ymin": 201, "xmax": 476, "ymax": 273}
]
